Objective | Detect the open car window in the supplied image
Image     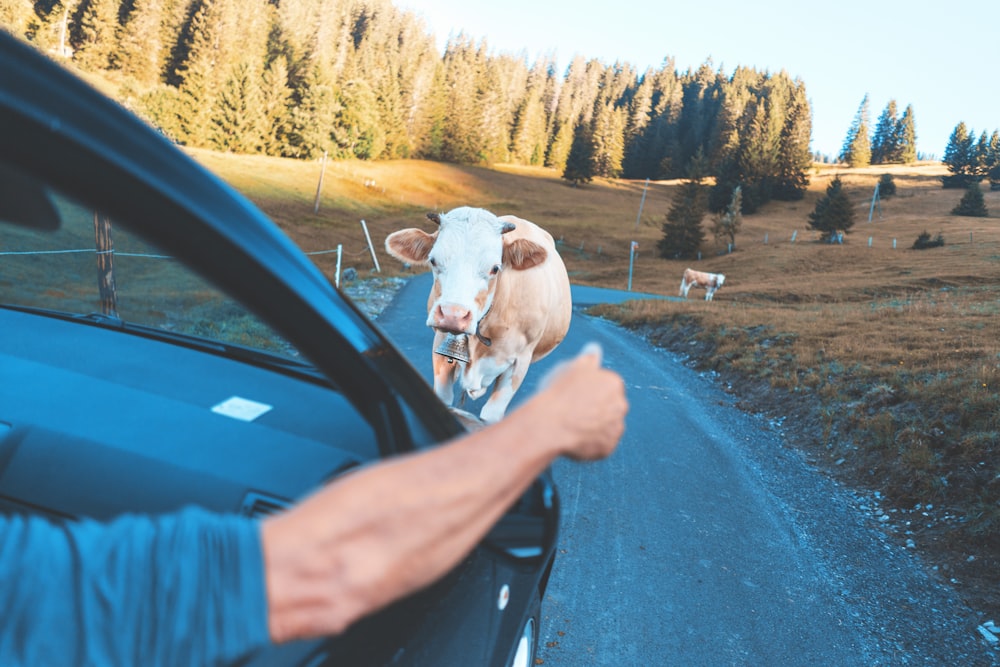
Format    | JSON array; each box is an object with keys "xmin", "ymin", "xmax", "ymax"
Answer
[{"xmin": 0, "ymin": 163, "xmax": 302, "ymax": 362}]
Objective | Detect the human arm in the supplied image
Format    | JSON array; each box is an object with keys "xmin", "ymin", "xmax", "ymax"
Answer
[
  {"xmin": 0, "ymin": 507, "xmax": 269, "ymax": 667},
  {"xmin": 261, "ymin": 343, "xmax": 627, "ymax": 643}
]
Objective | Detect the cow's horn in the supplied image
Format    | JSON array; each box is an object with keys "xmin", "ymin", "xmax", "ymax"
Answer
[
  {"xmin": 426, "ymin": 212, "xmax": 442, "ymax": 225},
  {"xmin": 500, "ymin": 221, "xmax": 516, "ymax": 234}
]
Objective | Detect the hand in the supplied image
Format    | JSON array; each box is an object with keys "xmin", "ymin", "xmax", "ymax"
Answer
[{"xmin": 532, "ymin": 342, "xmax": 628, "ymax": 461}]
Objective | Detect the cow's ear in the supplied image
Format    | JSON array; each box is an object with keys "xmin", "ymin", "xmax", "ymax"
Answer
[
  {"xmin": 386, "ymin": 228, "xmax": 437, "ymax": 264},
  {"xmin": 503, "ymin": 238, "xmax": 548, "ymax": 270},
  {"xmin": 426, "ymin": 212, "xmax": 441, "ymax": 225}
]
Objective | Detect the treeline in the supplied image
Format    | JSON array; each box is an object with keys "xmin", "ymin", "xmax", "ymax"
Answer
[
  {"xmin": 941, "ymin": 122, "xmax": 1000, "ymax": 190},
  {"xmin": 5, "ymin": 0, "xmax": 811, "ymax": 210},
  {"xmin": 839, "ymin": 94, "xmax": 918, "ymax": 168}
]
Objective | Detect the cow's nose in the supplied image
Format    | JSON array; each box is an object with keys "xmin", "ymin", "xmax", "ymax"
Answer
[{"xmin": 434, "ymin": 303, "xmax": 473, "ymax": 334}]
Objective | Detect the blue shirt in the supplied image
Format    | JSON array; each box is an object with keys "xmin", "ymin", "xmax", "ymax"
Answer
[{"xmin": 0, "ymin": 507, "xmax": 271, "ymax": 666}]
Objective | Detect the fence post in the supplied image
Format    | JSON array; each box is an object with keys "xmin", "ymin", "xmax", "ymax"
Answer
[
  {"xmin": 868, "ymin": 182, "xmax": 881, "ymax": 222},
  {"xmin": 93, "ymin": 211, "xmax": 118, "ymax": 317},
  {"xmin": 335, "ymin": 244, "xmax": 343, "ymax": 288},
  {"xmin": 360, "ymin": 219, "xmax": 381, "ymax": 273},
  {"xmin": 791, "ymin": 230, "xmax": 797, "ymax": 243},
  {"xmin": 627, "ymin": 241, "xmax": 637, "ymax": 291}
]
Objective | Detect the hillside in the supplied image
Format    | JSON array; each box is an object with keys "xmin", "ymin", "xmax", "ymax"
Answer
[{"xmin": 193, "ymin": 150, "xmax": 1000, "ymax": 617}]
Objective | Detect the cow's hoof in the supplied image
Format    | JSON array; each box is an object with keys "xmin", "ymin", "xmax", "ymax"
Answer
[{"xmin": 435, "ymin": 333, "xmax": 470, "ymax": 363}]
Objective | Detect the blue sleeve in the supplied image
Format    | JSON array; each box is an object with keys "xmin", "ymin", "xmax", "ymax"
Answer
[{"xmin": 0, "ymin": 507, "xmax": 272, "ymax": 666}]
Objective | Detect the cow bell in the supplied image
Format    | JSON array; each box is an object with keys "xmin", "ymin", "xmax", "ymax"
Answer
[{"xmin": 435, "ymin": 332, "xmax": 470, "ymax": 364}]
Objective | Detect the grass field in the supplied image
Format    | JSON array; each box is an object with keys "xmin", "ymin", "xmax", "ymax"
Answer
[{"xmin": 191, "ymin": 149, "xmax": 1000, "ymax": 616}]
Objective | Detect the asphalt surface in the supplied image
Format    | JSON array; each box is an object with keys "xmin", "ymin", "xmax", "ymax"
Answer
[{"xmin": 374, "ymin": 273, "xmax": 997, "ymax": 666}]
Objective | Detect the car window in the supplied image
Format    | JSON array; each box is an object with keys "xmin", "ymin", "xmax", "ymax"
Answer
[{"xmin": 0, "ymin": 172, "xmax": 300, "ymax": 360}]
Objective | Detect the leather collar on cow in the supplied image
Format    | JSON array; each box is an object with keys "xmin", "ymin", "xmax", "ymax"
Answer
[{"xmin": 474, "ymin": 302, "xmax": 492, "ymax": 347}]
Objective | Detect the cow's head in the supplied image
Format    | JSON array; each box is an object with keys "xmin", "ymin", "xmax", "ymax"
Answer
[{"xmin": 385, "ymin": 207, "xmax": 547, "ymax": 335}]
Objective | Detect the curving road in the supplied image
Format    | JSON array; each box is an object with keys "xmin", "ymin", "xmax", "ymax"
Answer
[{"xmin": 373, "ymin": 273, "xmax": 995, "ymax": 666}]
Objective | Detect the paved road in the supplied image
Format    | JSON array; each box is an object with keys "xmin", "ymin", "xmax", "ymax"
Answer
[{"xmin": 374, "ymin": 273, "xmax": 995, "ymax": 666}]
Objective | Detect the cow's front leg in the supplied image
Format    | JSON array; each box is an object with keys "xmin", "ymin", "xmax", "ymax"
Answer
[
  {"xmin": 432, "ymin": 334, "xmax": 459, "ymax": 406},
  {"xmin": 478, "ymin": 352, "xmax": 530, "ymax": 423}
]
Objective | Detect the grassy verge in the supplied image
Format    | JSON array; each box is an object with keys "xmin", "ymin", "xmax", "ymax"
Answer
[{"xmin": 591, "ymin": 293, "xmax": 1000, "ymax": 612}]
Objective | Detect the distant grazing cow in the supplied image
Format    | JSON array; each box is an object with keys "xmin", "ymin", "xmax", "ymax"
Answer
[
  {"xmin": 385, "ymin": 207, "xmax": 571, "ymax": 423},
  {"xmin": 680, "ymin": 267, "xmax": 726, "ymax": 301}
]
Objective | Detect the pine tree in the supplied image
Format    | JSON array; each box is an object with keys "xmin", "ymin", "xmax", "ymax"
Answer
[
  {"xmin": 672, "ymin": 60, "xmax": 723, "ymax": 178},
  {"xmin": 439, "ymin": 34, "xmax": 485, "ymax": 163},
  {"xmin": 332, "ymin": 79, "xmax": 386, "ymax": 160},
  {"xmin": 591, "ymin": 101, "xmax": 625, "ymax": 178},
  {"xmin": 639, "ymin": 61, "xmax": 683, "ymax": 179},
  {"xmin": 808, "ymin": 175, "xmax": 855, "ymax": 241},
  {"xmin": 986, "ymin": 130, "xmax": 1000, "ymax": 191},
  {"xmin": 896, "ymin": 105, "xmax": 917, "ymax": 164},
  {"xmin": 712, "ymin": 185, "xmax": 742, "ymax": 249},
  {"xmin": 951, "ymin": 182, "xmax": 988, "ymax": 217},
  {"xmin": 839, "ymin": 94, "xmax": 871, "ymax": 167},
  {"xmin": 974, "ymin": 131, "xmax": 991, "ymax": 178},
  {"xmin": 736, "ymin": 95, "xmax": 781, "ymax": 213},
  {"xmin": 562, "ymin": 121, "xmax": 595, "ymax": 186},
  {"xmin": 870, "ymin": 100, "xmax": 898, "ymax": 165},
  {"xmin": 284, "ymin": 62, "xmax": 339, "ymax": 159},
  {"xmin": 942, "ymin": 122, "xmax": 977, "ymax": 188},
  {"xmin": 621, "ymin": 69, "xmax": 655, "ymax": 178},
  {"xmin": 394, "ymin": 12, "xmax": 444, "ymax": 159},
  {"xmin": 0, "ymin": 0, "xmax": 36, "ymax": 38},
  {"xmin": 476, "ymin": 49, "xmax": 521, "ymax": 165},
  {"xmin": 510, "ymin": 57, "xmax": 551, "ymax": 165},
  {"xmin": 658, "ymin": 162, "xmax": 708, "ymax": 259},
  {"xmin": 211, "ymin": 60, "xmax": 266, "ymax": 153},
  {"xmin": 772, "ymin": 76, "xmax": 812, "ymax": 201},
  {"xmin": 116, "ymin": 0, "xmax": 165, "ymax": 85},
  {"xmin": 260, "ymin": 57, "xmax": 292, "ymax": 156},
  {"xmin": 411, "ymin": 60, "xmax": 448, "ymax": 160},
  {"xmin": 546, "ymin": 56, "xmax": 603, "ymax": 171},
  {"xmin": 174, "ymin": 42, "xmax": 218, "ymax": 146},
  {"xmin": 172, "ymin": 0, "xmax": 236, "ymax": 146},
  {"xmin": 73, "ymin": 0, "xmax": 120, "ymax": 71}
]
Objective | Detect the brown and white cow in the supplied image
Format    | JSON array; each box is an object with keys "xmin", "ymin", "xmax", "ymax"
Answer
[
  {"xmin": 679, "ymin": 267, "xmax": 725, "ymax": 301},
  {"xmin": 385, "ymin": 207, "xmax": 572, "ymax": 423}
]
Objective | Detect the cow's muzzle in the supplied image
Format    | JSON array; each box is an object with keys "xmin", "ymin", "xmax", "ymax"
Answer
[{"xmin": 432, "ymin": 303, "xmax": 474, "ymax": 335}]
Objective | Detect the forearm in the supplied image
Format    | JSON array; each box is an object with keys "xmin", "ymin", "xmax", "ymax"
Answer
[
  {"xmin": 261, "ymin": 396, "xmax": 560, "ymax": 643},
  {"xmin": 262, "ymin": 344, "xmax": 627, "ymax": 643},
  {"xmin": 0, "ymin": 509, "xmax": 269, "ymax": 666}
]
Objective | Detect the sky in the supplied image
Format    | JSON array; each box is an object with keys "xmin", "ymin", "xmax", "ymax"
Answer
[{"xmin": 396, "ymin": 0, "xmax": 999, "ymax": 160}]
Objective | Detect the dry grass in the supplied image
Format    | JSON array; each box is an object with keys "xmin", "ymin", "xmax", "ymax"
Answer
[{"xmin": 196, "ymin": 151, "xmax": 1000, "ymax": 613}]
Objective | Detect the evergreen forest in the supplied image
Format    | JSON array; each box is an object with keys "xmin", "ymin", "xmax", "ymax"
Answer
[{"xmin": 4, "ymin": 0, "xmax": 815, "ymax": 211}]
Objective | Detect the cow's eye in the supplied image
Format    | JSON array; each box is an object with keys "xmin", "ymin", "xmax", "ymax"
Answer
[
  {"xmin": 489, "ymin": 264, "xmax": 501, "ymax": 276},
  {"xmin": 428, "ymin": 257, "xmax": 438, "ymax": 269}
]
